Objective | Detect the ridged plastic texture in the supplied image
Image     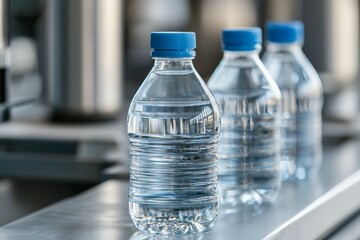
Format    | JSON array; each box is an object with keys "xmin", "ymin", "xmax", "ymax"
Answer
[
  {"xmin": 222, "ymin": 28, "xmax": 262, "ymax": 51},
  {"xmin": 151, "ymin": 32, "xmax": 196, "ymax": 58}
]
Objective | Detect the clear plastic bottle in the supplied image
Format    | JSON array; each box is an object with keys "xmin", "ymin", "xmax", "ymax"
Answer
[
  {"xmin": 262, "ymin": 21, "xmax": 323, "ymax": 181},
  {"xmin": 207, "ymin": 28, "xmax": 282, "ymax": 207},
  {"xmin": 127, "ymin": 32, "xmax": 221, "ymax": 235}
]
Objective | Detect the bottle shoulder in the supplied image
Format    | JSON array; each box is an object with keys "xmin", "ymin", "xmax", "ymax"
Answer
[
  {"xmin": 132, "ymin": 68, "xmax": 209, "ymax": 101},
  {"xmin": 262, "ymin": 51, "xmax": 323, "ymax": 98},
  {"xmin": 128, "ymin": 67, "xmax": 220, "ymax": 117},
  {"xmin": 207, "ymin": 59, "xmax": 281, "ymax": 100},
  {"xmin": 263, "ymin": 51, "xmax": 321, "ymax": 83}
]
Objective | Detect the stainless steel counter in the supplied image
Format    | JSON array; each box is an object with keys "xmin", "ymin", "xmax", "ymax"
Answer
[
  {"xmin": 1, "ymin": 139, "xmax": 360, "ymax": 239},
  {"xmin": 0, "ymin": 180, "xmax": 92, "ymax": 226}
]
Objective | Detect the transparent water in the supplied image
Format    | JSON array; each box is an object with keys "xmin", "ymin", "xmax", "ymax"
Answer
[
  {"xmin": 128, "ymin": 100, "xmax": 220, "ymax": 234},
  {"xmin": 213, "ymin": 92, "xmax": 281, "ymax": 207},
  {"xmin": 294, "ymin": 103, "xmax": 322, "ymax": 179},
  {"xmin": 278, "ymin": 88, "xmax": 297, "ymax": 179},
  {"xmin": 262, "ymin": 44, "xmax": 323, "ymax": 180},
  {"xmin": 208, "ymin": 51, "xmax": 281, "ymax": 207},
  {"xmin": 279, "ymin": 89, "xmax": 322, "ymax": 180}
]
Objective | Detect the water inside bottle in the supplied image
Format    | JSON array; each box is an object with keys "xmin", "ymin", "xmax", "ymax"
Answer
[
  {"xmin": 213, "ymin": 92, "xmax": 281, "ymax": 207},
  {"xmin": 128, "ymin": 100, "xmax": 220, "ymax": 234}
]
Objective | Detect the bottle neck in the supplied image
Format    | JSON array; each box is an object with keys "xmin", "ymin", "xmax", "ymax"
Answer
[
  {"xmin": 223, "ymin": 50, "xmax": 260, "ymax": 62},
  {"xmin": 266, "ymin": 42, "xmax": 303, "ymax": 54},
  {"xmin": 153, "ymin": 58, "xmax": 194, "ymax": 71}
]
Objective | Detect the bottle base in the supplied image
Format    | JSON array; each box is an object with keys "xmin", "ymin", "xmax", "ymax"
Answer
[
  {"xmin": 220, "ymin": 188, "xmax": 279, "ymax": 208},
  {"xmin": 129, "ymin": 202, "xmax": 219, "ymax": 235},
  {"xmin": 283, "ymin": 166, "xmax": 320, "ymax": 181},
  {"xmin": 281, "ymin": 146, "xmax": 322, "ymax": 181},
  {"xmin": 281, "ymin": 155, "xmax": 322, "ymax": 181},
  {"xmin": 281, "ymin": 156, "xmax": 296, "ymax": 181}
]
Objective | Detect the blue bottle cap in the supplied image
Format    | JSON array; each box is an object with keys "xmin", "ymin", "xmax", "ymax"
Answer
[
  {"xmin": 266, "ymin": 21, "xmax": 304, "ymax": 43},
  {"xmin": 222, "ymin": 28, "xmax": 262, "ymax": 51},
  {"xmin": 150, "ymin": 32, "xmax": 196, "ymax": 58}
]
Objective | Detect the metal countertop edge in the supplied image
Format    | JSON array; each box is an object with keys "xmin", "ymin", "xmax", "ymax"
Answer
[{"xmin": 265, "ymin": 169, "xmax": 360, "ymax": 240}]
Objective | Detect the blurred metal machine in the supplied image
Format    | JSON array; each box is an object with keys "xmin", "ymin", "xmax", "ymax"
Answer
[
  {"xmin": 302, "ymin": 0, "xmax": 359, "ymax": 123},
  {"xmin": 42, "ymin": 0, "xmax": 123, "ymax": 121},
  {"xmin": 0, "ymin": 0, "xmax": 10, "ymax": 122}
]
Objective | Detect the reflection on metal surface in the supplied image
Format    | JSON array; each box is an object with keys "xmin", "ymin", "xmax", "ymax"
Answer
[
  {"xmin": 0, "ymin": 179, "xmax": 92, "ymax": 226},
  {"xmin": 0, "ymin": 233, "xmax": 52, "ymax": 240},
  {"xmin": 267, "ymin": 170, "xmax": 360, "ymax": 239},
  {"xmin": 326, "ymin": 211, "xmax": 360, "ymax": 240},
  {"xmin": 130, "ymin": 231, "xmax": 205, "ymax": 240}
]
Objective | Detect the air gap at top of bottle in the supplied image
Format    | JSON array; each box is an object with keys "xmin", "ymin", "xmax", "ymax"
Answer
[
  {"xmin": 262, "ymin": 21, "xmax": 323, "ymax": 181},
  {"xmin": 208, "ymin": 28, "xmax": 282, "ymax": 207},
  {"xmin": 127, "ymin": 32, "xmax": 221, "ymax": 235}
]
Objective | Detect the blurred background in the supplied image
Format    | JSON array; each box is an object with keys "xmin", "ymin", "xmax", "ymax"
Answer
[
  {"xmin": 5, "ymin": 0, "xmax": 360, "ymax": 121},
  {"xmin": 0, "ymin": 0, "xmax": 360, "ymax": 227}
]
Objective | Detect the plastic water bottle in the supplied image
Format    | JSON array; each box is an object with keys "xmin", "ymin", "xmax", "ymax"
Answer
[
  {"xmin": 207, "ymin": 28, "xmax": 282, "ymax": 207},
  {"xmin": 262, "ymin": 21, "xmax": 323, "ymax": 181},
  {"xmin": 127, "ymin": 32, "xmax": 221, "ymax": 234}
]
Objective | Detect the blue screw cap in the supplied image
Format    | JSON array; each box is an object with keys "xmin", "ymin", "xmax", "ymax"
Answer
[
  {"xmin": 222, "ymin": 28, "xmax": 262, "ymax": 51},
  {"xmin": 266, "ymin": 21, "xmax": 304, "ymax": 43},
  {"xmin": 150, "ymin": 32, "xmax": 196, "ymax": 58}
]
